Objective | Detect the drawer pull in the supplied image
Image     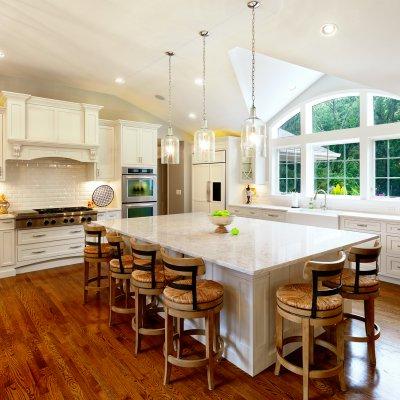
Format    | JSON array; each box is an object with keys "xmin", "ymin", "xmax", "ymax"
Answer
[
  {"xmin": 267, "ymin": 214, "xmax": 278, "ymax": 218},
  {"xmin": 32, "ymin": 234, "xmax": 46, "ymax": 238},
  {"xmin": 356, "ymin": 224, "xmax": 368, "ymax": 228},
  {"xmin": 69, "ymin": 245, "xmax": 81, "ymax": 249},
  {"xmin": 70, "ymin": 230, "xmax": 81, "ymax": 234},
  {"xmin": 32, "ymin": 250, "xmax": 46, "ymax": 254},
  {"xmin": 2, "ymin": 220, "xmax": 13, "ymax": 224}
]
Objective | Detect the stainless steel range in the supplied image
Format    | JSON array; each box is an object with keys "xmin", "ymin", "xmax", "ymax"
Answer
[{"xmin": 14, "ymin": 207, "xmax": 97, "ymax": 230}]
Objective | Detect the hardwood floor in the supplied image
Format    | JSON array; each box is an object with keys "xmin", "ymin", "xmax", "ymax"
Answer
[{"xmin": 0, "ymin": 264, "xmax": 399, "ymax": 399}]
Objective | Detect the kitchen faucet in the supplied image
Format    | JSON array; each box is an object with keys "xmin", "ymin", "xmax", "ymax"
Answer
[{"xmin": 313, "ymin": 189, "xmax": 327, "ymax": 210}]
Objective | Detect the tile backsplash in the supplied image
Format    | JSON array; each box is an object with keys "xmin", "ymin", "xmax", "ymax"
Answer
[{"xmin": 1, "ymin": 159, "xmax": 107, "ymax": 210}]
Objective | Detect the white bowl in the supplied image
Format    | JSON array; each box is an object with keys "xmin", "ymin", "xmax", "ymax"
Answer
[{"xmin": 208, "ymin": 215, "xmax": 235, "ymax": 233}]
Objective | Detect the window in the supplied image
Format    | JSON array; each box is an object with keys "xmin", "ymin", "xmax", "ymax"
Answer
[
  {"xmin": 278, "ymin": 147, "xmax": 301, "ymax": 193},
  {"xmin": 278, "ymin": 112, "xmax": 300, "ymax": 137},
  {"xmin": 374, "ymin": 96, "xmax": 400, "ymax": 125},
  {"xmin": 375, "ymin": 139, "xmax": 400, "ymax": 197},
  {"xmin": 314, "ymin": 142, "xmax": 360, "ymax": 195},
  {"xmin": 312, "ymin": 96, "xmax": 360, "ymax": 133}
]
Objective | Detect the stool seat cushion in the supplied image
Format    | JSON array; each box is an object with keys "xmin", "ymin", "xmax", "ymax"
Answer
[
  {"xmin": 163, "ymin": 279, "xmax": 224, "ymax": 306},
  {"xmin": 324, "ymin": 268, "xmax": 379, "ymax": 292},
  {"xmin": 276, "ymin": 283, "xmax": 342, "ymax": 311},
  {"xmin": 110, "ymin": 255, "xmax": 134, "ymax": 273},
  {"xmin": 131, "ymin": 265, "xmax": 178, "ymax": 286},
  {"xmin": 84, "ymin": 244, "xmax": 112, "ymax": 258}
]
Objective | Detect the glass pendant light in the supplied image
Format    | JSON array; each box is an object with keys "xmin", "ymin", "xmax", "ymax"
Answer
[
  {"xmin": 241, "ymin": 1, "xmax": 267, "ymax": 158},
  {"xmin": 161, "ymin": 51, "xmax": 180, "ymax": 164},
  {"xmin": 193, "ymin": 30, "xmax": 215, "ymax": 163}
]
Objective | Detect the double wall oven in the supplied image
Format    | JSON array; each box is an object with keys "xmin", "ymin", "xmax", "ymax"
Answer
[{"xmin": 122, "ymin": 167, "xmax": 157, "ymax": 218}]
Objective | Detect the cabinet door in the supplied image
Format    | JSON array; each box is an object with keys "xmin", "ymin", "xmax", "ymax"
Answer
[
  {"xmin": 192, "ymin": 164, "xmax": 210, "ymax": 212},
  {"xmin": 57, "ymin": 109, "xmax": 83, "ymax": 143},
  {"xmin": 141, "ymin": 129, "xmax": 157, "ymax": 166},
  {"xmin": 26, "ymin": 104, "xmax": 56, "ymax": 141},
  {"xmin": 0, "ymin": 230, "xmax": 15, "ymax": 267},
  {"xmin": 97, "ymin": 125, "xmax": 115, "ymax": 179},
  {"xmin": 210, "ymin": 163, "xmax": 225, "ymax": 212},
  {"xmin": 121, "ymin": 126, "xmax": 141, "ymax": 166}
]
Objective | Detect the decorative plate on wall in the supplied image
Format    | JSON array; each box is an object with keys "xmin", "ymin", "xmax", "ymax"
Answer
[{"xmin": 92, "ymin": 185, "xmax": 114, "ymax": 207}]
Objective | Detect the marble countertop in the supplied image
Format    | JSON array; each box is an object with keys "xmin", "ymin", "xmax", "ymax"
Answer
[
  {"xmin": 0, "ymin": 213, "xmax": 15, "ymax": 219},
  {"xmin": 98, "ymin": 212, "xmax": 377, "ymax": 277},
  {"xmin": 229, "ymin": 203, "xmax": 400, "ymax": 222}
]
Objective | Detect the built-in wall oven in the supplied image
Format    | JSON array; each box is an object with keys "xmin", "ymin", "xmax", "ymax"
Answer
[{"xmin": 122, "ymin": 167, "xmax": 157, "ymax": 218}]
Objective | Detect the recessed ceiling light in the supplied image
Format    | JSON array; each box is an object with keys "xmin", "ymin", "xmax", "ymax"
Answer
[
  {"xmin": 114, "ymin": 77, "xmax": 125, "ymax": 84},
  {"xmin": 155, "ymin": 94, "xmax": 165, "ymax": 101},
  {"xmin": 0, "ymin": 51, "xmax": 5, "ymax": 58},
  {"xmin": 188, "ymin": 112, "xmax": 197, "ymax": 119},
  {"xmin": 289, "ymin": 84, "xmax": 297, "ymax": 91},
  {"xmin": 194, "ymin": 78, "xmax": 203, "ymax": 86},
  {"xmin": 321, "ymin": 23, "xmax": 338, "ymax": 36}
]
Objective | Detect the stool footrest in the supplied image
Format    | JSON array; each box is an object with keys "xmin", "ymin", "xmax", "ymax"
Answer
[
  {"xmin": 344, "ymin": 312, "xmax": 381, "ymax": 342},
  {"xmin": 111, "ymin": 306, "xmax": 135, "ymax": 314}
]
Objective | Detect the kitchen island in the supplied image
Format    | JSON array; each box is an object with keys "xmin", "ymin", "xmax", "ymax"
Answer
[{"xmin": 99, "ymin": 212, "xmax": 378, "ymax": 376}]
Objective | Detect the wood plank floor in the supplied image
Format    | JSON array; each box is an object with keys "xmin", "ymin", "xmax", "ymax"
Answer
[{"xmin": 0, "ymin": 264, "xmax": 399, "ymax": 399}]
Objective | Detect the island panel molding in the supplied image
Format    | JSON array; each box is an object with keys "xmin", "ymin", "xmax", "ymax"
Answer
[{"xmin": 98, "ymin": 213, "xmax": 377, "ymax": 375}]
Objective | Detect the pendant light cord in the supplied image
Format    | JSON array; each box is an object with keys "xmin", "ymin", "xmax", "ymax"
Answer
[
  {"xmin": 168, "ymin": 53, "xmax": 173, "ymax": 131},
  {"xmin": 200, "ymin": 31, "xmax": 208, "ymax": 128},
  {"xmin": 251, "ymin": 3, "xmax": 256, "ymax": 110}
]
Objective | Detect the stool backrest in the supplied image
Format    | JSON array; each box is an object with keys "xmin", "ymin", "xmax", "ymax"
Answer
[
  {"xmin": 106, "ymin": 233, "xmax": 126, "ymax": 273},
  {"xmin": 131, "ymin": 238, "xmax": 160, "ymax": 289},
  {"xmin": 84, "ymin": 224, "xmax": 107, "ymax": 258},
  {"xmin": 304, "ymin": 251, "xmax": 346, "ymax": 318},
  {"xmin": 161, "ymin": 247, "xmax": 206, "ymax": 310},
  {"xmin": 348, "ymin": 240, "xmax": 381, "ymax": 294}
]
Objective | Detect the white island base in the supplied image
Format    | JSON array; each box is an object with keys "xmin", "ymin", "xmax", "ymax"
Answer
[{"xmin": 98, "ymin": 213, "xmax": 377, "ymax": 377}]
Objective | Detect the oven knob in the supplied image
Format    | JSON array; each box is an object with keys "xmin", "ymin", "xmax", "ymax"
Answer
[
  {"xmin": 44, "ymin": 220, "xmax": 50, "ymax": 226},
  {"xmin": 86, "ymin": 216, "xmax": 92, "ymax": 223},
  {"xmin": 26, "ymin": 220, "xmax": 33, "ymax": 227},
  {"xmin": 51, "ymin": 219, "xmax": 57, "ymax": 225},
  {"xmin": 63, "ymin": 218, "xmax": 69, "ymax": 223},
  {"xmin": 69, "ymin": 218, "xmax": 75, "ymax": 223},
  {"xmin": 81, "ymin": 217, "xmax": 86, "ymax": 223}
]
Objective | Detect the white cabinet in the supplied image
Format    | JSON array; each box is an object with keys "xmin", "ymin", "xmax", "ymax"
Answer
[
  {"xmin": 96, "ymin": 210, "xmax": 122, "ymax": 221},
  {"xmin": 119, "ymin": 121, "xmax": 160, "ymax": 167},
  {"xmin": 192, "ymin": 152, "xmax": 226, "ymax": 213},
  {"xmin": 96, "ymin": 122, "xmax": 115, "ymax": 180},
  {"xmin": 228, "ymin": 206, "xmax": 286, "ymax": 222},
  {"xmin": 0, "ymin": 218, "xmax": 15, "ymax": 268}
]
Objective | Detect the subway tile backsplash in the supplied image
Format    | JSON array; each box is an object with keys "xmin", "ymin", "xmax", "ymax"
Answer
[{"xmin": 1, "ymin": 159, "xmax": 103, "ymax": 210}]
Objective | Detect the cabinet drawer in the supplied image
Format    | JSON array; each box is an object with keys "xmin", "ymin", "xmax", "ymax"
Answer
[
  {"xmin": 263, "ymin": 211, "xmax": 286, "ymax": 222},
  {"xmin": 18, "ymin": 239, "xmax": 84, "ymax": 262},
  {"xmin": 386, "ymin": 256, "xmax": 400, "ymax": 277},
  {"xmin": 386, "ymin": 235, "xmax": 400, "ymax": 255},
  {"xmin": 342, "ymin": 218, "xmax": 381, "ymax": 233},
  {"xmin": 0, "ymin": 219, "xmax": 15, "ymax": 231},
  {"xmin": 228, "ymin": 207, "xmax": 247, "ymax": 217},
  {"xmin": 18, "ymin": 226, "xmax": 84, "ymax": 245},
  {"xmin": 386, "ymin": 223, "xmax": 400, "ymax": 236}
]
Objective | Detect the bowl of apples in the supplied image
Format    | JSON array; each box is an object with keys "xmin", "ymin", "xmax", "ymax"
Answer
[{"xmin": 208, "ymin": 210, "xmax": 235, "ymax": 234}]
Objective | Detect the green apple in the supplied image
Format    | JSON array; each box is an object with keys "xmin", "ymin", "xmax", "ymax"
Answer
[{"xmin": 231, "ymin": 227, "xmax": 239, "ymax": 236}]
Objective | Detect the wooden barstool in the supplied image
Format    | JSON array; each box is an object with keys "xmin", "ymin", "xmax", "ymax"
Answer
[
  {"xmin": 83, "ymin": 224, "xmax": 112, "ymax": 303},
  {"xmin": 161, "ymin": 248, "xmax": 224, "ymax": 391},
  {"xmin": 324, "ymin": 241, "xmax": 381, "ymax": 365},
  {"xmin": 130, "ymin": 239, "xmax": 173, "ymax": 354},
  {"xmin": 106, "ymin": 234, "xmax": 135, "ymax": 326},
  {"xmin": 275, "ymin": 252, "xmax": 347, "ymax": 400}
]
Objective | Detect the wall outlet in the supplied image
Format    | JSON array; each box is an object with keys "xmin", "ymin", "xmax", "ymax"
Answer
[{"xmin": 176, "ymin": 189, "xmax": 182, "ymax": 196}]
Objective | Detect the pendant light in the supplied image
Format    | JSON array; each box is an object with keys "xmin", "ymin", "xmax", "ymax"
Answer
[
  {"xmin": 161, "ymin": 51, "xmax": 180, "ymax": 164},
  {"xmin": 241, "ymin": 1, "xmax": 267, "ymax": 158},
  {"xmin": 193, "ymin": 30, "xmax": 215, "ymax": 163}
]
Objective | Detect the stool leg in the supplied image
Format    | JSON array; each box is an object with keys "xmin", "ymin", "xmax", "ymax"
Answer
[
  {"xmin": 205, "ymin": 310, "xmax": 215, "ymax": 390},
  {"xmin": 213, "ymin": 312, "xmax": 220, "ymax": 355},
  {"xmin": 109, "ymin": 273, "xmax": 116, "ymax": 327},
  {"xmin": 125, "ymin": 279, "xmax": 130, "ymax": 308},
  {"xmin": 177, "ymin": 317, "xmax": 184, "ymax": 359},
  {"xmin": 164, "ymin": 308, "xmax": 173, "ymax": 386},
  {"xmin": 96, "ymin": 262, "xmax": 101, "ymax": 296},
  {"xmin": 309, "ymin": 325, "xmax": 315, "ymax": 366},
  {"xmin": 83, "ymin": 260, "xmax": 89, "ymax": 304},
  {"xmin": 134, "ymin": 288, "xmax": 142, "ymax": 355},
  {"xmin": 275, "ymin": 309, "xmax": 283, "ymax": 376},
  {"xmin": 302, "ymin": 319, "xmax": 310, "ymax": 400},
  {"xmin": 336, "ymin": 320, "xmax": 346, "ymax": 391},
  {"xmin": 364, "ymin": 298, "xmax": 376, "ymax": 366}
]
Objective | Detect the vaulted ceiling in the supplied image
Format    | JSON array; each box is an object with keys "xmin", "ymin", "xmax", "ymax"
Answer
[{"xmin": 0, "ymin": 0, "xmax": 398, "ymax": 134}]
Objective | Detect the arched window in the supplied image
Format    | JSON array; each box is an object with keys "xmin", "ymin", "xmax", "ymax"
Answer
[
  {"xmin": 312, "ymin": 95, "xmax": 360, "ymax": 133},
  {"xmin": 277, "ymin": 112, "xmax": 300, "ymax": 137},
  {"xmin": 373, "ymin": 96, "xmax": 400, "ymax": 125}
]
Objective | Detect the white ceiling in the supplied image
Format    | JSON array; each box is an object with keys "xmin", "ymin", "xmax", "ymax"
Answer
[{"xmin": 0, "ymin": 0, "xmax": 398, "ymax": 134}]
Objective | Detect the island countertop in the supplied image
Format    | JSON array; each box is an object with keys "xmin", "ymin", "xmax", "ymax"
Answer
[{"xmin": 97, "ymin": 212, "xmax": 377, "ymax": 276}]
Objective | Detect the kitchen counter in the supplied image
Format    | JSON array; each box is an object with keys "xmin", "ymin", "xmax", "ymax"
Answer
[
  {"xmin": 98, "ymin": 212, "xmax": 376, "ymax": 376},
  {"xmin": 0, "ymin": 213, "xmax": 15, "ymax": 219}
]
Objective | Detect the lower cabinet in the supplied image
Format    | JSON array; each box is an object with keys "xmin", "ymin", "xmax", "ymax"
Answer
[
  {"xmin": 228, "ymin": 206, "xmax": 286, "ymax": 222},
  {"xmin": 0, "ymin": 228, "xmax": 16, "ymax": 268}
]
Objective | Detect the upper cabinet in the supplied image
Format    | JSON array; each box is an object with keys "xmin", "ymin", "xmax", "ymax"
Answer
[
  {"xmin": 118, "ymin": 120, "xmax": 159, "ymax": 167},
  {"xmin": 96, "ymin": 120, "xmax": 115, "ymax": 180},
  {"xmin": 0, "ymin": 91, "xmax": 103, "ymax": 162}
]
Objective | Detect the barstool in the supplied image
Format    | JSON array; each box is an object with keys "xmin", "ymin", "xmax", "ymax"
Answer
[
  {"xmin": 83, "ymin": 224, "xmax": 112, "ymax": 304},
  {"xmin": 106, "ymin": 234, "xmax": 135, "ymax": 327},
  {"xmin": 324, "ymin": 241, "xmax": 381, "ymax": 365},
  {"xmin": 275, "ymin": 252, "xmax": 347, "ymax": 400},
  {"xmin": 130, "ymin": 239, "xmax": 171, "ymax": 354},
  {"xmin": 161, "ymin": 248, "xmax": 224, "ymax": 391}
]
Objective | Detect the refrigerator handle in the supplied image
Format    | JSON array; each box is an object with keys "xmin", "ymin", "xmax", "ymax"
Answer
[{"xmin": 207, "ymin": 181, "xmax": 211, "ymax": 202}]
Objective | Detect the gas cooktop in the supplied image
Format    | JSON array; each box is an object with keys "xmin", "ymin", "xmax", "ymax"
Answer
[{"xmin": 33, "ymin": 206, "xmax": 93, "ymax": 214}]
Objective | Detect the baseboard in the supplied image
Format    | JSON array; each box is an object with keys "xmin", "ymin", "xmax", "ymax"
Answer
[
  {"xmin": 0, "ymin": 267, "xmax": 16, "ymax": 279},
  {"xmin": 16, "ymin": 257, "xmax": 83, "ymax": 275},
  {"xmin": 379, "ymin": 274, "xmax": 400, "ymax": 285}
]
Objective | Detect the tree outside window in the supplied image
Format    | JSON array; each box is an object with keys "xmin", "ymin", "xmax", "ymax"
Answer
[
  {"xmin": 278, "ymin": 112, "xmax": 301, "ymax": 137},
  {"xmin": 278, "ymin": 148, "xmax": 301, "ymax": 193},
  {"xmin": 374, "ymin": 96, "xmax": 400, "ymax": 125},
  {"xmin": 375, "ymin": 139, "xmax": 400, "ymax": 197}
]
